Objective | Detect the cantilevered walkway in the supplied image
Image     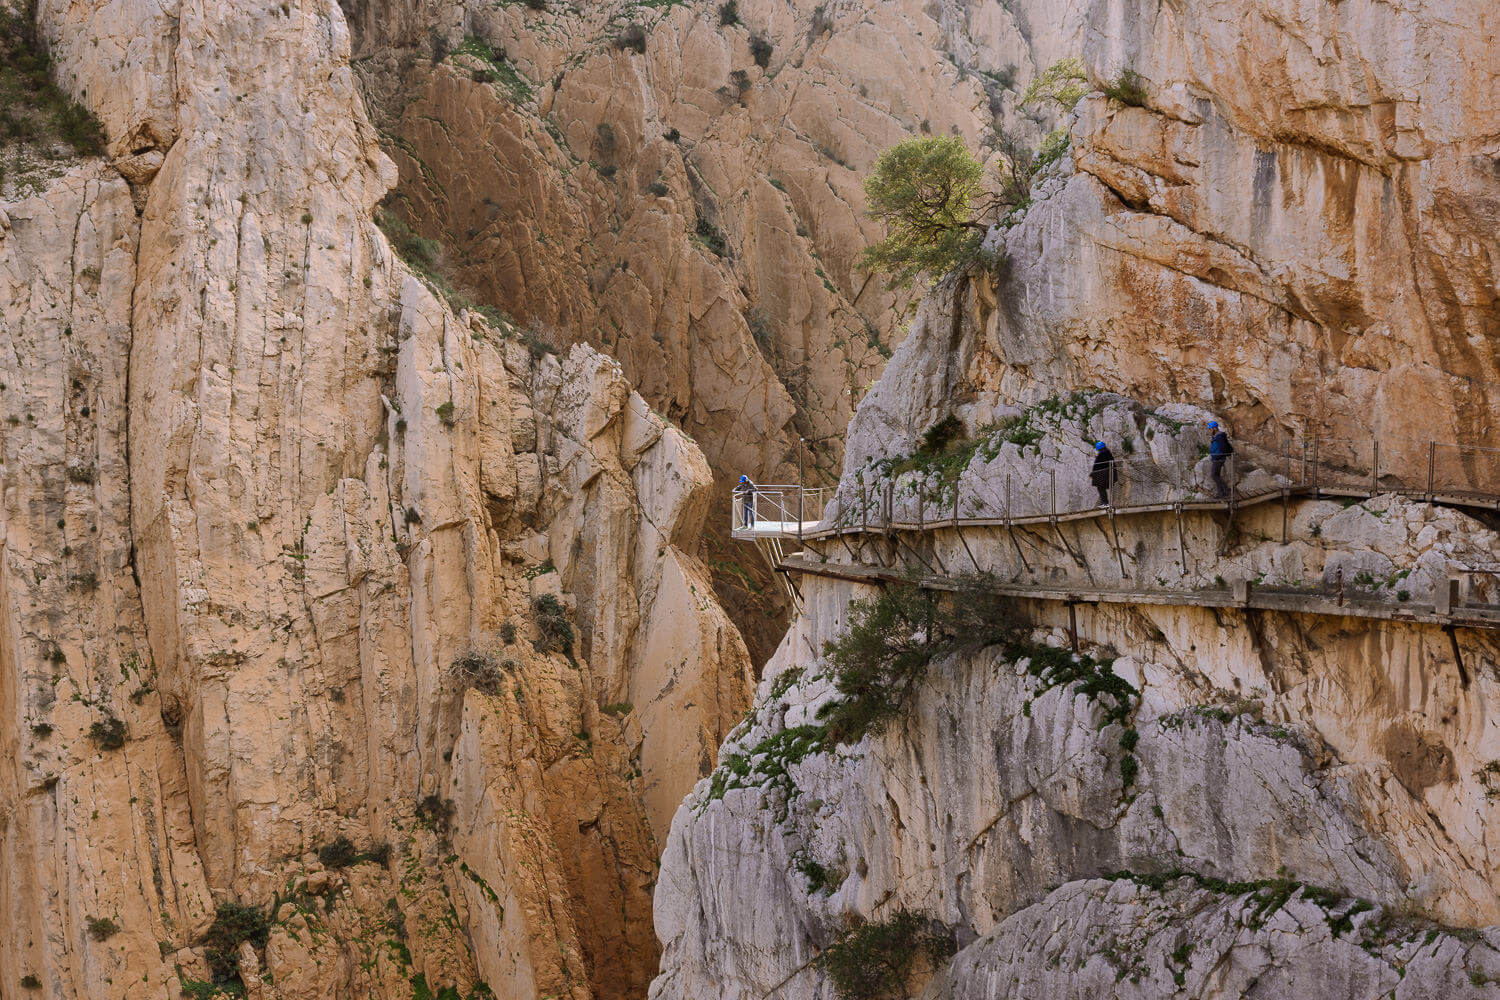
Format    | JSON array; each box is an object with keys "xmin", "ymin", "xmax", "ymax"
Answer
[{"xmin": 732, "ymin": 433, "xmax": 1500, "ymax": 633}]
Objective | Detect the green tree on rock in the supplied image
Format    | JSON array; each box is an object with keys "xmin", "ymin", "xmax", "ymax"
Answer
[{"xmin": 857, "ymin": 135, "xmax": 990, "ymax": 290}]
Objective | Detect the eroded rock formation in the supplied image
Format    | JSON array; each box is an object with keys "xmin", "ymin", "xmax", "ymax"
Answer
[{"xmin": 0, "ymin": 1, "xmax": 749, "ymax": 997}]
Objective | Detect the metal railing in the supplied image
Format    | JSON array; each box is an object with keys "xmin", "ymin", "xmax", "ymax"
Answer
[
  {"xmin": 729, "ymin": 432, "xmax": 1500, "ymax": 546},
  {"xmin": 730, "ymin": 486, "xmax": 834, "ymax": 540}
]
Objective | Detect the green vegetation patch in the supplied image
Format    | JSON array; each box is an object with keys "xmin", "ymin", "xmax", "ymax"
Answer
[
  {"xmin": 818, "ymin": 574, "xmax": 1016, "ymax": 744},
  {"xmin": 0, "ymin": 9, "xmax": 106, "ymax": 166},
  {"xmin": 202, "ymin": 901, "xmax": 270, "ymax": 986},
  {"xmin": 451, "ymin": 36, "xmax": 534, "ymax": 104},
  {"xmin": 817, "ymin": 910, "xmax": 956, "ymax": 1000}
]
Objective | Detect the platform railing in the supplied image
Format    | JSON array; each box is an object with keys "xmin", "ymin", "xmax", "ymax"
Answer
[{"xmin": 731, "ymin": 486, "xmax": 834, "ymax": 540}]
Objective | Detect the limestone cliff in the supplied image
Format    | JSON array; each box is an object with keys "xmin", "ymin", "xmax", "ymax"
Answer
[
  {"xmin": 647, "ymin": 0, "xmax": 1500, "ymax": 997},
  {"xmin": 0, "ymin": 1, "xmax": 750, "ymax": 997},
  {"xmin": 335, "ymin": 0, "xmax": 1034, "ymax": 657}
]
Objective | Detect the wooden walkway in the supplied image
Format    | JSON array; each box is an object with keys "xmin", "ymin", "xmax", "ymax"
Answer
[{"xmin": 777, "ymin": 554, "xmax": 1500, "ymax": 633}]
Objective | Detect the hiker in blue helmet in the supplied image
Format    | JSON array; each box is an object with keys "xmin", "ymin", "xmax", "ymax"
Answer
[
  {"xmin": 735, "ymin": 474, "xmax": 757, "ymax": 528},
  {"xmin": 1090, "ymin": 440, "xmax": 1118, "ymax": 507},
  {"xmin": 1208, "ymin": 421, "xmax": 1234, "ymax": 499}
]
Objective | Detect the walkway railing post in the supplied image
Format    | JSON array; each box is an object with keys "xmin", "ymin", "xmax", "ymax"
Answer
[
  {"xmin": 1312, "ymin": 437, "xmax": 1320, "ymax": 494},
  {"xmin": 1427, "ymin": 440, "xmax": 1436, "ymax": 504},
  {"xmin": 861, "ymin": 482, "xmax": 868, "ymax": 535},
  {"xmin": 1005, "ymin": 473, "xmax": 1012, "ymax": 525},
  {"xmin": 1371, "ymin": 437, "xmax": 1380, "ymax": 495},
  {"xmin": 1300, "ymin": 438, "xmax": 1308, "ymax": 488},
  {"xmin": 797, "ymin": 439, "xmax": 805, "ymax": 544},
  {"xmin": 1336, "ymin": 567, "xmax": 1344, "ymax": 608}
]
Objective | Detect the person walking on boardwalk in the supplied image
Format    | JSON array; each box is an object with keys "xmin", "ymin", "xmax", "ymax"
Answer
[
  {"xmin": 1090, "ymin": 441, "xmax": 1118, "ymax": 507},
  {"xmin": 1208, "ymin": 421, "xmax": 1234, "ymax": 499},
  {"xmin": 736, "ymin": 475, "xmax": 757, "ymax": 528}
]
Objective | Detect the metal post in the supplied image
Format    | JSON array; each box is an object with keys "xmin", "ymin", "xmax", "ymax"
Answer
[
  {"xmin": 861, "ymin": 482, "xmax": 868, "ymax": 535},
  {"xmin": 1281, "ymin": 486, "xmax": 1289, "ymax": 543},
  {"xmin": 1336, "ymin": 567, "xmax": 1344, "ymax": 607},
  {"xmin": 797, "ymin": 438, "xmax": 805, "ymax": 544},
  {"xmin": 1067, "ymin": 601, "xmax": 1079, "ymax": 654},
  {"xmin": 1174, "ymin": 502, "xmax": 1187, "ymax": 569},
  {"xmin": 1005, "ymin": 473, "xmax": 1012, "ymax": 526},
  {"xmin": 1312, "ymin": 437, "xmax": 1320, "ymax": 494},
  {"xmin": 1371, "ymin": 437, "xmax": 1380, "ymax": 496},
  {"xmin": 1049, "ymin": 470, "xmax": 1057, "ymax": 524},
  {"xmin": 1427, "ymin": 440, "xmax": 1436, "ymax": 504},
  {"xmin": 1300, "ymin": 438, "xmax": 1308, "ymax": 488}
]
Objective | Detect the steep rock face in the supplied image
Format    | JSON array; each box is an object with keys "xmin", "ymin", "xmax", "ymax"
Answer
[
  {"xmin": 983, "ymin": 0, "xmax": 1497, "ymax": 449},
  {"xmin": 651, "ymin": 554, "xmax": 1500, "ymax": 998},
  {"xmin": 0, "ymin": 1, "xmax": 750, "ymax": 997},
  {"xmin": 338, "ymin": 0, "xmax": 1032, "ymax": 656}
]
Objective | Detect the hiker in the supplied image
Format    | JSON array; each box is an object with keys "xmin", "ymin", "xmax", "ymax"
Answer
[
  {"xmin": 735, "ymin": 475, "xmax": 757, "ymax": 528},
  {"xmin": 1090, "ymin": 441, "xmax": 1118, "ymax": 507},
  {"xmin": 1208, "ymin": 421, "xmax": 1234, "ymax": 499}
]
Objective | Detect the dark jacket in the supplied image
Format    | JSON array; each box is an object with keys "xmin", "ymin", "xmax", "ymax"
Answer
[
  {"xmin": 1209, "ymin": 431, "xmax": 1234, "ymax": 459},
  {"xmin": 1090, "ymin": 447, "xmax": 1118, "ymax": 488},
  {"xmin": 735, "ymin": 479, "xmax": 756, "ymax": 500}
]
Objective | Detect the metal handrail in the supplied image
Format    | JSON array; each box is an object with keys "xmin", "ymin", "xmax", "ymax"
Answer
[{"xmin": 731, "ymin": 432, "xmax": 1500, "ymax": 542}]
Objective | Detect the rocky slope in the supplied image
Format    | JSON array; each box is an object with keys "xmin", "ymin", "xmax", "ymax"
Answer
[
  {"xmin": 647, "ymin": 0, "xmax": 1500, "ymax": 997},
  {"xmin": 651, "ymin": 410, "xmax": 1500, "ymax": 998},
  {"xmin": 0, "ymin": 1, "xmax": 750, "ymax": 997},
  {"xmin": 335, "ymin": 0, "xmax": 1040, "ymax": 657}
]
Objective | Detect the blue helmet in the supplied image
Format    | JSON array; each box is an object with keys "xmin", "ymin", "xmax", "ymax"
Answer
[
  {"xmin": 1208, "ymin": 421, "xmax": 1219, "ymax": 430},
  {"xmin": 1095, "ymin": 441, "xmax": 1106, "ymax": 451},
  {"xmin": 739, "ymin": 475, "xmax": 749, "ymax": 482}
]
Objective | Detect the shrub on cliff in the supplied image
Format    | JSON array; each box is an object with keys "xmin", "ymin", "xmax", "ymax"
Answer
[
  {"xmin": 88, "ymin": 714, "xmax": 126, "ymax": 751},
  {"xmin": 201, "ymin": 902, "xmax": 269, "ymax": 986},
  {"xmin": 817, "ymin": 910, "xmax": 956, "ymax": 999},
  {"xmin": 532, "ymin": 594, "xmax": 575, "ymax": 657},
  {"xmin": 858, "ymin": 135, "xmax": 990, "ymax": 290},
  {"xmin": 819, "ymin": 574, "xmax": 1015, "ymax": 743}
]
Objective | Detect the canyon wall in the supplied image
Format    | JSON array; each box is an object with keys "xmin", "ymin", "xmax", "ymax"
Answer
[
  {"xmin": 647, "ymin": 1, "xmax": 1500, "ymax": 998},
  {"xmin": 0, "ymin": 1, "xmax": 749, "ymax": 997}
]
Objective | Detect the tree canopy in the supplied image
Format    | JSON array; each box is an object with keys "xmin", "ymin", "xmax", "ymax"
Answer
[{"xmin": 857, "ymin": 135, "xmax": 989, "ymax": 290}]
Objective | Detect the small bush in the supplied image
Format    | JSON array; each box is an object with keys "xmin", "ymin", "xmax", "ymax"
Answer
[
  {"xmin": 818, "ymin": 575, "xmax": 1015, "ymax": 744},
  {"xmin": 519, "ymin": 325, "xmax": 554, "ymax": 359},
  {"xmin": 404, "ymin": 506, "xmax": 422, "ymax": 525},
  {"xmin": 499, "ymin": 621, "xmax": 517, "ymax": 644},
  {"xmin": 664, "ymin": 127, "xmax": 681, "ymax": 143},
  {"xmin": 728, "ymin": 69, "xmax": 751, "ymax": 96},
  {"xmin": 523, "ymin": 0, "xmax": 546, "ymax": 9},
  {"xmin": 614, "ymin": 23, "xmax": 647, "ymax": 54},
  {"xmin": 317, "ymin": 836, "xmax": 360, "ymax": 869},
  {"xmin": 30, "ymin": 722, "xmax": 52, "ymax": 738},
  {"xmin": 817, "ymin": 910, "xmax": 955, "ymax": 1000},
  {"xmin": 718, "ymin": 0, "xmax": 739, "ymax": 26},
  {"xmin": 20, "ymin": 974, "xmax": 41, "ymax": 989},
  {"xmin": 436, "ymin": 401, "xmax": 456, "ymax": 426},
  {"xmin": 201, "ymin": 901, "xmax": 269, "ymax": 984},
  {"xmin": 452, "ymin": 650, "xmax": 506, "ymax": 695},
  {"xmin": 749, "ymin": 35, "xmax": 773, "ymax": 69},
  {"xmin": 646, "ymin": 180, "xmax": 670, "ymax": 197},
  {"xmin": 695, "ymin": 215, "xmax": 728, "ymax": 257},
  {"xmin": 85, "ymin": 916, "xmax": 120, "ymax": 941},
  {"xmin": 1102, "ymin": 67, "xmax": 1149, "ymax": 107},
  {"xmin": 88, "ymin": 715, "xmax": 127, "ymax": 751},
  {"xmin": 415, "ymin": 794, "xmax": 455, "ymax": 835},
  {"xmin": 532, "ymin": 594, "xmax": 575, "ymax": 656}
]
